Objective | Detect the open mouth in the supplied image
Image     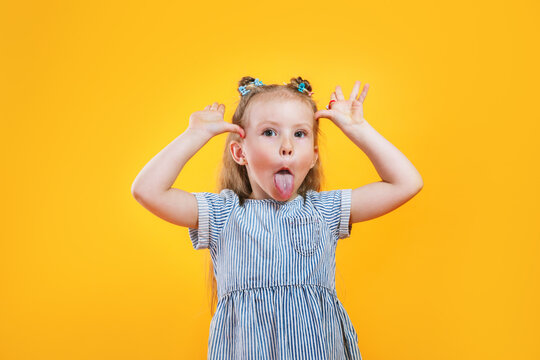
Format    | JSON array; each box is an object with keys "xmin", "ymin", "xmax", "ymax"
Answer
[
  {"xmin": 276, "ymin": 166, "xmax": 293, "ymax": 175},
  {"xmin": 274, "ymin": 167, "xmax": 294, "ymax": 198}
]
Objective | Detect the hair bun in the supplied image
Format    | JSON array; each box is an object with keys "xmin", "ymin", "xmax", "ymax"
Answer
[
  {"xmin": 238, "ymin": 76, "xmax": 256, "ymax": 88},
  {"xmin": 289, "ymin": 76, "xmax": 313, "ymax": 94}
]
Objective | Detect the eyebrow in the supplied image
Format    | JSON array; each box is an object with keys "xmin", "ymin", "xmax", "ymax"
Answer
[{"xmin": 259, "ymin": 120, "xmax": 313, "ymax": 128}]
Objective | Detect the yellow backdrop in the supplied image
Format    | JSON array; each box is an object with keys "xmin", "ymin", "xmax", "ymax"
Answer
[{"xmin": 1, "ymin": 0, "xmax": 538, "ymax": 359}]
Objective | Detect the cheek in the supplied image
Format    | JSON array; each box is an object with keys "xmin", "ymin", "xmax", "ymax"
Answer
[
  {"xmin": 246, "ymin": 143, "xmax": 273, "ymax": 165},
  {"xmin": 300, "ymin": 149, "xmax": 317, "ymax": 167}
]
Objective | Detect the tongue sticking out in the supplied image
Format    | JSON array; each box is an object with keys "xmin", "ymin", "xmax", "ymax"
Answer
[{"xmin": 273, "ymin": 171, "xmax": 294, "ymax": 199}]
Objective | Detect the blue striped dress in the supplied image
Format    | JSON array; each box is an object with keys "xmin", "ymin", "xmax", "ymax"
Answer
[{"xmin": 188, "ymin": 188, "xmax": 363, "ymax": 359}]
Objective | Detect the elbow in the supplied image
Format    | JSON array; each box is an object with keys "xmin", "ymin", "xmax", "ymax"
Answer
[
  {"xmin": 132, "ymin": 187, "xmax": 145, "ymax": 203},
  {"xmin": 131, "ymin": 180, "xmax": 151, "ymax": 199},
  {"xmin": 399, "ymin": 176, "xmax": 423, "ymax": 194},
  {"xmin": 132, "ymin": 184, "xmax": 169, "ymax": 204},
  {"xmin": 411, "ymin": 176, "xmax": 424, "ymax": 193},
  {"xmin": 131, "ymin": 182, "xmax": 142, "ymax": 199},
  {"xmin": 415, "ymin": 176, "xmax": 424, "ymax": 191},
  {"xmin": 131, "ymin": 182, "xmax": 151, "ymax": 202},
  {"xmin": 413, "ymin": 178, "xmax": 424, "ymax": 194},
  {"xmin": 409, "ymin": 171, "xmax": 424, "ymax": 192}
]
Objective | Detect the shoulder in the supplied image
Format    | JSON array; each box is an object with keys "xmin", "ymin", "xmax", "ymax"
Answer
[
  {"xmin": 194, "ymin": 188, "xmax": 238, "ymax": 202},
  {"xmin": 191, "ymin": 188, "xmax": 240, "ymax": 214},
  {"xmin": 305, "ymin": 188, "xmax": 351, "ymax": 205},
  {"xmin": 305, "ymin": 189, "xmax": 353, "ymax": 239},
  {"xmin": 305, "ymin": 188, "xmax": 352, "ymax": 222},
  {"xmin": 219, "ymin": 188, "xmax": 239, "ymax": 201}
]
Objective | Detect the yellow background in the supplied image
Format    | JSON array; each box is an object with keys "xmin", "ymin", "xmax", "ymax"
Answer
[{"xmin": 1, "ymin": 0, "xmax": 538, "ymax": 359}]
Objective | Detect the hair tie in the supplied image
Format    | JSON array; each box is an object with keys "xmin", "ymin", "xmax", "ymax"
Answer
[
  {"xmin": 239, "ymin": 78, "xmax": 264, "ymax": 96},
  {"xmin": 240, "ymin": 79, "xmax": 313, "ymax": 97},
  {"xmin": 297, "ymin": 82, "xmax": 314, "ymax": 96}
]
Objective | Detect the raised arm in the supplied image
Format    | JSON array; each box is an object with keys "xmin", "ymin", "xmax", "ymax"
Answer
[
  {"xmin": 340, "ymin": 119, "xmax": 423, "ymax": 223},
  {"xmin": 131, "ymin": 102, "xmax": 245, "ymax": 228},
  {"xmin": 315, "ymin": 81, "xmax": 423, "ymax": 224}
]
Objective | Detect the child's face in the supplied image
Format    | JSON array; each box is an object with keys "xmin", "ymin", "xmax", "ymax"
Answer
[{"xmin": 230, "ymin": 97, "xmax": 318, "ymax": 201}]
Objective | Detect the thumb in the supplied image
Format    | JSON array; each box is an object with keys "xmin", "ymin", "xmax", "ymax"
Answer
[
  {"xmin": 314, "ymin": 110, "xmax": 334, "ymax": 121},
  {"xmin": 225, "ymin": 123, "xmax": 245, "ymax": 138}
]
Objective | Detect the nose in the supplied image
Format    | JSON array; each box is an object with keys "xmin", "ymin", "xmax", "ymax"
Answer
[{"xmin": 280, "ymin": 137, "xmax": 293, "ymax": 157}]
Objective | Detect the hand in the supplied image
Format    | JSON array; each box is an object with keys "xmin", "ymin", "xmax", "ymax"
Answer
[
  {"xmin": 188, "ymin": 102, "xmax": 246, "ymax": 139},
  {"xmin": 314, "ymin": 81, "xmax": 370, "ymax": 130}
]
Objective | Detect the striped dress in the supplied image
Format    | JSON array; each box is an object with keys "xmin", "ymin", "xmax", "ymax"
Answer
[{"xmin": 188, "ymin": 188, "xmax": 363, "ymax": 360}]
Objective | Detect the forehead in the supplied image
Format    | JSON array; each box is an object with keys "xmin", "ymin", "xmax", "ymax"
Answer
[{"xmin": 246, "ymin": 98, "xmax": 314, "ymax": 128}]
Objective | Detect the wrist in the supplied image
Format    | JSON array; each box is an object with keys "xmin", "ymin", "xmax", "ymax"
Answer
[
  {"xmin": 342, "ymin": 118, "xmax": 369, "ymax": 133},
  {"xmin": 184, "ymin": 126, "xmax": 213, "ymax": 141}
]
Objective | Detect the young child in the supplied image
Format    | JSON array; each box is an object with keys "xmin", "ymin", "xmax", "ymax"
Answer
[{"xmin": 132, "ymin": 76, "xmax": 423, "ymax": 359}]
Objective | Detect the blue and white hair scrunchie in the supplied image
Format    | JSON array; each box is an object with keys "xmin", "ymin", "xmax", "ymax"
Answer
[{"xmin": 239, "ymin": 78, "xmax": 264, "ymax": 96}]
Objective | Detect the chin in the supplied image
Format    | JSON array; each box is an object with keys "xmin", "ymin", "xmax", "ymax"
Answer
[{"xmin": 275, "ymin": 191, "xmax": 296, "ymax": 201}]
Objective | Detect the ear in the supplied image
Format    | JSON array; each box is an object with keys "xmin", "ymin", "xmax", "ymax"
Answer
[
  {"xmin": 311, "ymin": 145, "xmax": 319, "ymax": 168},
  {"xmin": 230, "ymin": 140, "xmax": 247, "ymax": 165}
]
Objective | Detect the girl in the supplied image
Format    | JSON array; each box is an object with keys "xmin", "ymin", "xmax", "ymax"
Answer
[{"xmin": 132, "ymin": 76, "xmax": 423, "ymax": 359}]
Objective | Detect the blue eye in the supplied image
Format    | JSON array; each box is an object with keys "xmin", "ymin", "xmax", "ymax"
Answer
[{"xmin": 262, "ymin": 129, "xmax": 307, "ymax": 137}]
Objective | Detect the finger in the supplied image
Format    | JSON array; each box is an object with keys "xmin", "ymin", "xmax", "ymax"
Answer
[
  {"xmin": 358, "ymin": 83, "xmax": 370, "ymax": 103},
  {"xmin": 335, "ymin": 85, "xmax": 345, "ymax": 101},
  {"xmin": 326, "ymin": 93, "xmax": 337, "ymax": 110},
  {"xmin": 314, "ymin": 109, "xmax": 333, "ymax": 120},
  {"xmin": 234, "ymin": 124, "xmax": 245, "ymax": 138},
  {"xmin": 204, "ymin": 104, "xmax": 211, "ymax": 111},
  {"xmin": 218, "ymin": 103, "xmax": 225, "ymax": 114},
  {"xmin": 226, "ymin": 123, "xmax": 245, "ymax": 138},
  {"xmin": 210, "ymin": 101, "xmax": 219, "ymax": 111},
  {"xmin": 349, "ymin": 80, "xmax": 361, "ymax": 100}
]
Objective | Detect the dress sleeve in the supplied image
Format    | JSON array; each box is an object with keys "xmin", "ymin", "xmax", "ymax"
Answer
[
  {"xmin": 310, "ymin": 189, "xmax": 353, "ymax": 240},
  {"xmin": 187, "ymin": 189, "xmax": 237, "ymax": 250}
]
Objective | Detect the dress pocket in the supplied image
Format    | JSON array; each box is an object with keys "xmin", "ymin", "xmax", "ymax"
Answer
[{"xmin": 287, "ymin": 215, "xmax": 321, "ymax": 256}]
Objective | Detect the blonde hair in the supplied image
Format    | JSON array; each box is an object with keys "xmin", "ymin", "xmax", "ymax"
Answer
[{"xmin": 206, "ymin": 76, "xmax": 325, "ymax": 316}]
